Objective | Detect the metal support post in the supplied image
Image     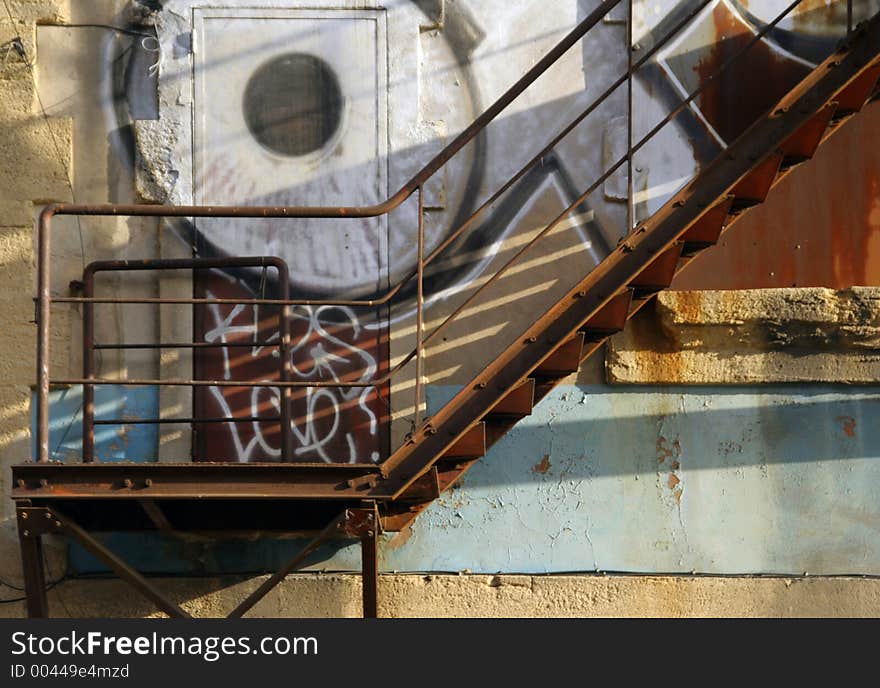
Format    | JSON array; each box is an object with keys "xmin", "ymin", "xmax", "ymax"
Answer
[
  {"xmin": 343, "ymin": 505, "xmax": 380, "ymax": 618},
  {"xmin": 16, "ymin": 506, "xmax": 48, "ymax": 618}
]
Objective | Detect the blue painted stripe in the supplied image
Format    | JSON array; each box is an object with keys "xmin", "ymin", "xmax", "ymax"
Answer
[
  {"xmin": 62, "ymin": 384, "xmax": 880, "ymax": 576},
  {"xmin": 32, "ymin": 386, "xmax": 159, "ymax": 463}
]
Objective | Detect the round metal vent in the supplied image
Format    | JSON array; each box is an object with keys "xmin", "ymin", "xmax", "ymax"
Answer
[{"xmin": 243, "ymin": 53, "xmax": 343, "ymax": 157}]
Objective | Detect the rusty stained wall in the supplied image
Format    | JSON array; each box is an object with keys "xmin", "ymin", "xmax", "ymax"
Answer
[{"xmin": 672, "ymin": 94, "xmax": 880, "ymax": 290}]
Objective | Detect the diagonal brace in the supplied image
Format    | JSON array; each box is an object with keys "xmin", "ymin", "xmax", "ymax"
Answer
[
  {"xmin": 18, "ymin": 506, "xmax": 190, "ymax": 619},
  {"xmin": 227, "ymin": 512, "xmax": 347, "ymax": 618}
]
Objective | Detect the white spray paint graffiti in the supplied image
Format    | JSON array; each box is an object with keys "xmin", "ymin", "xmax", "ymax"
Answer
[{"xmin": 202, "ymin": 273, "xmax": 381, "ymax": 463}]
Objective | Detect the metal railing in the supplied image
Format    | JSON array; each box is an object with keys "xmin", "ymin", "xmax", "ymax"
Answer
[{"xmin": 34, "ymin": 0, "xmax": 858, "ymax": 464}]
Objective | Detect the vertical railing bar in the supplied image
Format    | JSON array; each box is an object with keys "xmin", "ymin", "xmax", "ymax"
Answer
[
  {"xmin": 627, "ymin": 0, "xmax": 635, "ymax": 234},
  {"xmin": 848, "ymin": 0, "xmax": 853, "ymax": 37},
  {"xmin": 36, "ymin": 210, "xmax": 51, "ymax": 463},
  {"xmin": 415, "ymin": 186, "xmax": 425, "ymax": 430},
  {"xmin": 276, "ymin": 261, "xmax": 293, "ymax": 463},
  {"xmin": 82, "ymin": 267, "xmax": 96, "ymax": 463},
  {"xmin": 191, "ymin": 262, "xmax": 203, "ymax": 462}
]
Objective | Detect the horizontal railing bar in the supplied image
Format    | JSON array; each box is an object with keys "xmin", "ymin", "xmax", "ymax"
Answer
[
  {"xmin": 85, "ymin": 257, "xmax": 286, "ymax": 272},
  {"xmin": 94, "ymin": 417, "xmax": 281, "ymax": 425},
  {"xmin": 14, "ymin": 462, "xmax": 380, "ymax": 471},
  {"xmin": 55, "ymin": 379, "xmax": 381, "ymax": 389},
  {"xmin": 93, "ymin": 342, "xmax": 280, "ymax": 350},
  {"xmin": 53, "ymin": 296, "xmax": 383, "ymax": 306}
]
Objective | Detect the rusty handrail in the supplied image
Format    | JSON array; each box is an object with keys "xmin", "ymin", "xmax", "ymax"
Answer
[
  {"xmin": 46, "ymin": 0, "xmax": 716, "ymax": 314},
  {"xmin": 35, "ymin": 0, "xmax": 623, "ymax": 463},
  {"xmin": 35, "ymin": 0, "xmax": 839, "ymax": 463},
  {"xmin": 42, "ymin": 0, "xmax": 624, "ymax": 222}
]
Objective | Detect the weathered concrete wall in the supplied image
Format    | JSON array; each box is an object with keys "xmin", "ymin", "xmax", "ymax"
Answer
[
  {"xmin": 0, "ymin": 0, "xmax": 71, "ymax": 529},
  {"xmin": 3, "ymin": 573, "xmax": 880, "ymax": 618},
  {"xmin": 0, "ymin": 0, "xmax": 161, "ymax": 603},
  {"xmin": 0, "ymin": 0, "xmax": 70, "ymax": 612},
  {"xmin": 3, "ymin": 0, "xmax": 880, "ymax": 617}
]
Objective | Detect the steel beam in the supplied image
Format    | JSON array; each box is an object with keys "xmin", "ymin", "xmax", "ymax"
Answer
[
  {"xmin": 361, "ymin": 530, "xmax": 379, "ymax": 619},
  {"xmin": 12, "ymin": 462, "xmax": 385, "ymax": 501}
]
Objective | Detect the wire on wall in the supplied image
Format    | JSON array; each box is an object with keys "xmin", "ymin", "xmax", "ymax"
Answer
[
  {"xmin": 0, "ymin": 575, "xmax": 69, "ymax": 605},
  {"xmin": 0, "ymin": 3, "xmax": 164, "ymax": 270},
  {"xmin": 2, "ymin": 0, "xmax": 87, "ymax": 271},
  {"xmin": 56, "ymin": 23, "xmax": 161, "ymax": 76}
]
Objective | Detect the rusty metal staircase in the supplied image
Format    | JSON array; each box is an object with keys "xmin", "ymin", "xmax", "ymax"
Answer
[
  {"xmin": 377, "ymin": 10, "xmax": 880, "ymax": 532},
  {"xmin": 12, "ymin": 2, "xmax": 880, "ymax": 618}
]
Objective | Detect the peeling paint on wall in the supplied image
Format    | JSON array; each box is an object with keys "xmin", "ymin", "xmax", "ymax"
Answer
[
  {"xmin": 32, "ymin": 386, "xmax": 158, "ymax": 463},
  {"xmin": 71, "ymin": 383, "xmax": 880, "ymax": 576}
]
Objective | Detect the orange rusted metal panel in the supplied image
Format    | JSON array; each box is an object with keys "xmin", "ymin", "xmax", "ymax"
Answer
[
  {"xmin": 731, "ymin": 152, "xmax": 784, "ymax": 204},
  {"xmin": 835, "ymin": 63, "xmax": 880, "ymax": 114},
  {"xmin": 672, "ymin": 101, "xmax": 880, "ymax": 290}
]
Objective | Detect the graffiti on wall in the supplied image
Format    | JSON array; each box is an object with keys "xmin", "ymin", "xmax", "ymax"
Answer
[
  {"xmin": 120, "ymin": 1, "xmax": 869, "ymax": 299},
  {"xmin": 192, "ymin": 269, "xmax": 388, "ymax": 463},
  {"xmin": 96, "ymin": 0, "xmax": 875, "ymax": 463}
]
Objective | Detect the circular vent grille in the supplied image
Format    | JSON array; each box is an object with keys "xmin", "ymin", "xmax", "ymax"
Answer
[{"xmin": 243, "ymin": 53, "xmax": 343, "ymax": 157}]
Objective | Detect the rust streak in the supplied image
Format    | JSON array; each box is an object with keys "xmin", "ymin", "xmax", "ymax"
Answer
[
  {"xmin": 836, "ymin": 415, "xmax": 857, "ymax": 438},
  {"xmin": 657, "ymin": 435, "xmax": 670, "ymax": 463},
  {"xmin": 532, "ymin": 455, "xmax": 552, "ymax": 475},
  {"xmin": 695, "ymin": 3, "xmax": 811, "ymax": 145}
]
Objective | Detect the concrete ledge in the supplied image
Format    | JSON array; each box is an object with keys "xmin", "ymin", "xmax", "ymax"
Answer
[
  {"xmin": 2, "ymin": 573, "xmax": 880, "ymax": 618},
  {"xmin": 607, "ymin": 288, "xmax": 880, "ymax": 384}
]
